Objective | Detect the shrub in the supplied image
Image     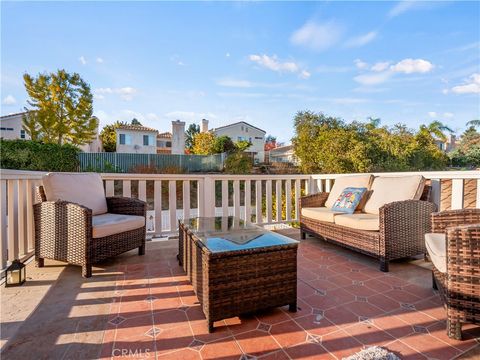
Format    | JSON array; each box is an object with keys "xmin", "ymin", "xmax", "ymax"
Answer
[
  {"xmin": 224, "ymin": 152, "xmax": 252, "ymax": 174},
  {"xmin": 0, "ymin": 139, "xmax": 80, "ymax": 172}
]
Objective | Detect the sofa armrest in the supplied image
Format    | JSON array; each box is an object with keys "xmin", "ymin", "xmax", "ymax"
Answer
[
  {"xmin": 33, "ymin": 201, "xmax": 92, "ymax": 262},
  {"xmin": 106, "ymin": 196, "xmax": 147, "ymax": 217},
  {"xmin": 300, "ymin": 192, "xmax": 329, "ymax": 209},
  {"xmin": 379, "ymin": 200, "xmax": 436, "ymax": 257},
  {"xmin": 432, "ymin": 208, "xmax": 480, "ymax": 233}
]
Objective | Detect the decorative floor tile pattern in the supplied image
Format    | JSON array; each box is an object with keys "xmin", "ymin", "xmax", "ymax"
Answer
[
  {"xmin": 94, "ymin": 231, "xmax": 479, "ymax": 360},
  {"xmin": 2, "ymin": 229, "xmax": 478, "ymax": 360}
]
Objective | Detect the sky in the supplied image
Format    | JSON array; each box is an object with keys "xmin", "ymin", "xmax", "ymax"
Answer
[{"xmin": 1, "ymin": 1, "xmax": 479, "ymax": 143}]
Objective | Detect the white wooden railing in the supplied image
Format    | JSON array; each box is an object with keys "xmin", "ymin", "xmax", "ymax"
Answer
[{"xmin": 1, "ymin": 169, "xmax": 479, "ymax": 271}]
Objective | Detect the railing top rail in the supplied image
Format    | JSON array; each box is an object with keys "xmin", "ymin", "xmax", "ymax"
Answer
[
  {"xmin": 310, "ymin": 170, "xmax": 480, "ymax": 180},
  {"xmin": 1, "ymin": 168, "xmax": 478, "ymax": 181}
]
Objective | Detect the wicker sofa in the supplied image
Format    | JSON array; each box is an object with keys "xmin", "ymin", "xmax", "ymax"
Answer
[
  {"xmin": 300, "ymin": 174, "xmax": 436, "ymax": 271},
  {"xmin": 426, "ymin": 209, "xmax": 480, "ymax": 340},
  {"xmin": 34, "ymin": 173, "xmax": 147, "ymax": 278}
]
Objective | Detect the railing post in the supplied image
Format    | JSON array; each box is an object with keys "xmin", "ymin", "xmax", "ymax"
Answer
[
  {"xmin": 154, "ymin": 180, "xmax": 162, "ymax": 237},
  {"xmin": 430, "ymin": 179, "xmax": 441, "ymax": 211},
  {"xmin": 451, "ymin": 179, "xmax": 464, "ymax": 210},
  {"xmin": 203, "ymin": 176, "xmax": 215, "ymax": 217}
]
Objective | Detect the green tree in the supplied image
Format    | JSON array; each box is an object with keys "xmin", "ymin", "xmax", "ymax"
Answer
[
  {"xmin": 292, "ymin": 110, "xmax": 448, "ymax": 173},
  {"xmin": 192, "ymin": 132, "xmax": 216, "ymax": 155},
  {"xmin": 100, "ymin": 121, "xmax": 127, "ymax": 152},
  {"xmin": 131, "ymin": 118, "xmax": 142, "ymax": 126},
  {"xmin": 185, "ymin": 123, "xmax": 200, "ymax": 151},
  {"xmin": 212, "ymin": 135, "xmax": 236, "ymax": 154},
  {"xmin": 22, "ymin": 69, "xmax": 97, "ymax": 145}
]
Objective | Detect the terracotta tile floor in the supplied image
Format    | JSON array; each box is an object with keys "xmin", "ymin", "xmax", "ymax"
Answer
[{"xmin": 1, "ymin": 228, "xmax": 479, "ymax": 359}]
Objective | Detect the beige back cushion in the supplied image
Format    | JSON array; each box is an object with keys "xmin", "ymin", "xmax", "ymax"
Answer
[
  {"xmin": 325, "ymin": 175, "xmax": 373, "ymax": 208},
  {"xmin": 42, "ymin": 173, "xmax": 108, "ymax": 215},
  {"xmin": 363, "ymin": 175, "xmax": 425, "ymax": 214}
]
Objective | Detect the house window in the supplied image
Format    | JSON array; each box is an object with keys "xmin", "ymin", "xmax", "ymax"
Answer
[
  {"xmin": 241, "ymin": 126, "xmax": 244, "ymax": 131},
  {"xmin": 119, "ymin": 134, "xmax": 132, "ymax": 145},
  {"xmin": 20, "ymin": 130, "xmax": 26, "ymax": 139},
  {"xmin": 0, "ymin": 127, "xmax": 14, "ymax": 131},
  {"xmin": 166, "ymin": 141, "xmax": 172, "ymax": 147},
  {"xmin": 143, "ymin": 135, "xmax": 149, "ymax": 146},
  {"xmin": 246, "ymin": 127, "xmax": 248, "ymax": 132},
  {"xmin": 255, "ymin": 136, "xmax": 263, "ymax": 140}
]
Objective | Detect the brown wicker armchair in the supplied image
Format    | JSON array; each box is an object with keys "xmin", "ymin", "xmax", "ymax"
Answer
[
  {"xmin": 427, "ymin": 209, "xmax": 480, "ymax": 340},
  {"xmin": 34, "ymin": 173, "xmax": 146, "ymax": 278}
]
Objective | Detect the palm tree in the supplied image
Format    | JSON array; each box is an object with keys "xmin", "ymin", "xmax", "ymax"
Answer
[
  {"xmin": 466, "ymin": 119, "xmax": 480, "ymax": 129},
  {"xmin": 420, "ymin": 121, "xmax": 454, "ymax": 142}
]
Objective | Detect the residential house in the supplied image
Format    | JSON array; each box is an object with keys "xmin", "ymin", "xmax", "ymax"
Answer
[
  {"xmin": 268, "ymin": 144, "xmax": 298, "ymax": 165},
  {"xmin": 0, "ymin": 112, "xmax": 30, "ymax": 140},
  {"xmin": 157, "ymin": 132, "xmax": 172, "ymax": 154},
  {"xmin": 0, "ymin": 112, "xmax": 102, "ymax": 152},
  {"xmin": 116, "ymin": 125, "xmax": 158, "ymax": 154},
  {"xmin": 206, "ymin": 120, "xmax": 266, "ymax": 163},
  {"xmin": 435, "ymin": 134, "xmax": 457, "ymax": 152}
]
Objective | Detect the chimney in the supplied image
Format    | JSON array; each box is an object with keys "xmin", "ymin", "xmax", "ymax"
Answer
[
  {"xmin": 201, "ymin": 118, "xmax": 209, "ymax": 133},
  {"xmin": 171, "ymin": 120, "xmax": 186, "ymax": 154}
]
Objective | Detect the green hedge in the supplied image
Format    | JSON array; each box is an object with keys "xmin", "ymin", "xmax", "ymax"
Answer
[{"xmin": 0, "ymin": 139, "xmax": 80, "ymax": 172}]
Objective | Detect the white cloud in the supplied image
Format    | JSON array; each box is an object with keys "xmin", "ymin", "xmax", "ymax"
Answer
[
  {"xmin": 443, "ymin": 112, "xmax": 454, "ymax": 118},
  {"xmin": 248, "ymin": 54, "xmax": 310, "ymax": 79},
  {"xmin": 290, "ymin": 20, "xmax": 344, "ymax": 51},
  {"xmin": 249, "ymin": 54, "xmax": 299, "ymax": 73},
  {"xmin": 2, "ymin": 95, "xmax": 16, "ymax": 105},
  {"xmin": 93, "ymin": 87, "xmax": 138, "ymax": 101},
  {"xmin": 451, "ymin": 73, "xmax": 480, "ymax": 94},
  {"xmin": 79, "ymin": 56, "xmax": 87, "ymax": 65},
  {"xmin": 146, "ymin": 113, "xmax": 160, "ymax": 121},
  {"xmin": 217, "ymin": 79, "xmax": 253, "ymax": 88},
  {"xmin": 96, "ymin": 57, "xmax": 104, "ymax": 63},
  {"xmin": 300, "ymin": 70, "xmax": 311, "ymax": 79},
  {"xmin": 354, "ymin": 59, "xmax": 369, "ymax": 70},
  {"xmin": 390, "ymin": 58, "xmax": 434, "ymax": 74},
  {"xmin": 428, "ymin": 111, "xmax": 437, "ymax": 118},
  {"xmin": 371, "ymin": 61, "xmax": 390, "ymax": 72},
  {"xmin": 225, "ymin": 52, "xmax": 230, "ymax": 58},
  {"xmin": 388, "ymin": 1, "xmax": 417, "ymax": 18},
  {"xmin": 354, "ymin": 72, "xmax": 392, "ymax": 86},
  {"xmin": 345, "ymin": 31, "xmax": 377, "ymax": 48},
  {"xmin": 354, "ymin": 58, "xmax": 434, "ymax": 87}
]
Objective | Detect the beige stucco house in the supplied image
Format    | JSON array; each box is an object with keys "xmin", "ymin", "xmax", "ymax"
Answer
[{"xmin": 115, "ymin": 125, "xmax": 158, "ymax": 154}]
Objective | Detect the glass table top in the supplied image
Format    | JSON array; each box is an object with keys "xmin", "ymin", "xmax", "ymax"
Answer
[{"xmin": 180, "ymin": 216, "xmax": 298, "ymax": 253}]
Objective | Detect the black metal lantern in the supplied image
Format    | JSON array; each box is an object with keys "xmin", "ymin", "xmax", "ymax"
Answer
[{"xmin": 5, "ymin": 259, "xmax": 26, "ymax": 287}]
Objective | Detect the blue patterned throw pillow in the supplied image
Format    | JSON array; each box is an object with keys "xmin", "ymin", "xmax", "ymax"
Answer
[{"xmin": 331, "ymin": 187, "xmax": 367, "ymax": 214}]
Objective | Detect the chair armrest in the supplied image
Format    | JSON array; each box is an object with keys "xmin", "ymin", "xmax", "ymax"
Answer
[
  {"xmin": 431, "ymin": 208, "xmax": 480, "ymax": 233},
  {"xmin": 446, "ymin": 224, "xmax": 480, "ymax": 302},
  {"xmin": 300, "ymin": 192, "xmax": 329, "ymax": 209},
  {"xmin": 379, "ymin": 200, "xmax": 436, "ymax": 256},
  {"xmin": 33, "ymin": 201, "xmax": 92, "ymax": 261},
  {"xmin": 106, "ymin": 197, "xmax": 147, "ymax": 217}
]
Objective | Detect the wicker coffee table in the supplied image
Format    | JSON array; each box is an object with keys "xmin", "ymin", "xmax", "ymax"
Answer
[{"xmin": 178, "ymin": 216, "xmax": 298, "ymax": 332}]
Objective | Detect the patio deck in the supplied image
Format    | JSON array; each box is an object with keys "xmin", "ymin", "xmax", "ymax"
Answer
[{"xmin": 1, "ymin": 228, "xmax": 479, "ymax": 360}]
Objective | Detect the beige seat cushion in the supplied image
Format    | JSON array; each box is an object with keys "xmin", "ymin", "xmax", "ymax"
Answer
[
  {"xmin": 43, "ymin": 173, "xmax": 108, "ymax": 215},
  {"xmin": 334, "ymin": 213, "xmax": 380, "ymax": 231},
  {"xmin": 301, "ymin": 207, "xmax": 343, "ymax": 223},
  {"xmin": 425, "ymin": 233, "xmax": 446, "ymax": 273},
  {"xmin": 92, "ymin": 213, "xmax": 145, "ymax": 238},
  {"xmin": 325, "ymin": 175, "xmax": 373, "ymax": 208},
  {"xmin": 363, "ymin": 175, "xmax": 425, "ymax": 215}
]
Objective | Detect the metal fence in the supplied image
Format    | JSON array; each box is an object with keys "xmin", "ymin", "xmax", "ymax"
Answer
[{"xmin": 78, "ymin": 152, "xmax": 226, "ymax": 173}]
